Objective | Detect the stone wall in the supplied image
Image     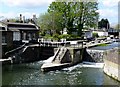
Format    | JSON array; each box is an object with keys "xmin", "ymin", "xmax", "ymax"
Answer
[
  {"xmin": 83, "ymin": 48, "xmax": 104, "ymax": 63},
  {"xmin": 103, "ymin": 47, "xmax": 120, "ymax": 82},
  {"xmin": 83, "ymin": 47, "xmax": 120, "ymax": 81}
]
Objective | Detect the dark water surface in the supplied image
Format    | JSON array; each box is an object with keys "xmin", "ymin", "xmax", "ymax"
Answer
[
  {"xmin": 90, "ymin": 42, "xmax": 119, "ymax": 50},
  {"xmin": 2, "ymin": 61, "xmax": 120, "ymax": 86}
]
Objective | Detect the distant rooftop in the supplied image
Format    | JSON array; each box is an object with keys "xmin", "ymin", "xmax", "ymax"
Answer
[{"xmin": 0, "ymin": 21, "xmax": 39, "ymax": 31}]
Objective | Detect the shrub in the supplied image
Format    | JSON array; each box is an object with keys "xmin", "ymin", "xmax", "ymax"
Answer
[
  {"xmin": 53, "ymin": 34, "xmax": 60, "ymax": 40},
  {"xmin": 59, "ymin": 34, "xmax": 70, "ymax": 39},
  {"xmin": 44, "ymin": 34, "xmax": 53, "ymax": 39},
  {"xmin": 92, "ymin": 33, "xmax": 99, "ymax": 38}
]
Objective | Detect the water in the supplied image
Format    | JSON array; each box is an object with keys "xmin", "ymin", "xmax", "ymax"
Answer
[
  {"xmin": 90, "ymin": 42, "xmax": 119, "ymax": 50},
  {"xmin": 2, "ymin": 42, "xmax": 120, "ymax": 86},
  {"xmin": 2, "ymin": 61, "xmax": 120, "ymax": 86}
]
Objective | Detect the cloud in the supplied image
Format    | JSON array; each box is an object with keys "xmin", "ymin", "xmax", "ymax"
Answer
[
  {"xmin": 1, "ymin": 0, "xmax": 55, "ymax": 8},
  {"xmin": 98, "ymin": 8, "xmax": 118, "ymax": 25},
  {"xmin": 98, "ymin": 9, "xmax": 118, "ymax": 18},
  {"xmin": 0, "ymin": 12, "xmax": 39, "ymax": 20},
  {"xmin": 102, "ymin": 0, "xmax": 119, "ymax": 7}
]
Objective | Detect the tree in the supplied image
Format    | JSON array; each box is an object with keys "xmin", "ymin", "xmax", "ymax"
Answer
[
  {"xmin": 37, "ymin": 12, "xmax": 64, "ymax": 36},
  {"xmin": 48, "ymin": 1, "xmax": 99, "ymax": 36},
  {"xmin": 98, "ymin": 18, "xmax": 110, "ymax": 29}
]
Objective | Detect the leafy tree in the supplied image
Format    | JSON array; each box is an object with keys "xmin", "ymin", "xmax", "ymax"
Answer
[
  {"xmin": 37, "ymin": 12, "xmax": 64, "ymax": 36},
  {"xmin": 48, "ymin": 1, "xmax": 99, "ymax": 36},
  {"xmin": 98, "ymin": 18, "xmax": 110, "ymax": 29},
  {"xmin": 7, "ymin": 18, "xmax": 16, "ymax": 22}
]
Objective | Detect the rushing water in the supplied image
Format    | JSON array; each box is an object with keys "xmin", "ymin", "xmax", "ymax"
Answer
[{"xmin": 2, "ymin": 61, "xmax": 120, "ymax": 86}]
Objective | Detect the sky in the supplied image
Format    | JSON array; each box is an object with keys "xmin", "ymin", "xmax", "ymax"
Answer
[{"xmin": 0, "ymin": 0, "xmax": 119, "ymax": 26}]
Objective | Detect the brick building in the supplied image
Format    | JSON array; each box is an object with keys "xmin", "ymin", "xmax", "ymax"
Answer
[{"xmin": 0, "ymin": 22, "xmax": 39, "ymax": 47}]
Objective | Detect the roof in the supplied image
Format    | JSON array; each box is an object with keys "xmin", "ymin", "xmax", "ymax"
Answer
[
  {"xmin": 3, "ymin": 22, "xmax": 35, "ymax": 26},
  {"xmin": 1, "ymin": 22, "xmax": 39, "ymax": 31}
]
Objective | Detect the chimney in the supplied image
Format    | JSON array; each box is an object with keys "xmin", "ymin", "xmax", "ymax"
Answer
[
  {"xmin": 33, "ymin": 14, "xmax": 37, "ymax": 24},
  {"xmin": 20, "ymin": 14, "xmax": 22, "ymax": 22}
]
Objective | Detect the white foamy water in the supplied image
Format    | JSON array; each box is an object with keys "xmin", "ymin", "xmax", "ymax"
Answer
[
  {"xmin": 82, "ymin": 62, "xmax": 104, "ymax": 68},
  {"xmin": 62, "ymin": 64, "xmax": 83, "ymax": 72},
  {"xmin": 62, "ymin": 62, "xmax": 104, "ymax": 72}
]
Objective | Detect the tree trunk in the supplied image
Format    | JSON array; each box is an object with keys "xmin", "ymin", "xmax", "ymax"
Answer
[{"xmin": 78, "ymin": 23, "xmax": 83, "ymax": 37}]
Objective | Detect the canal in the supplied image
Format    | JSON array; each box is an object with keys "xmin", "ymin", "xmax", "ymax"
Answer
[
  {"xmin": 2, "ymin": 61, "xmax": 120, "ymax": 86},
  {"xmin": 90, "ymin": 42, "xmax": 119, "ymax": 50},
  {"xmin": 2, "ymin": 42, "xmax": 120, "ymax": 86}
]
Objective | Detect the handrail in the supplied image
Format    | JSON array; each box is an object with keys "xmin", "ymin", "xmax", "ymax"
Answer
[
  {"xmin": 22, "ymin": 46, "xmax": 29, "ymax": 53},
  {"xmin": 52, "ymin": 47, "xmax": 68, "ymax": 63},
  {"xmin": 52, "ymin": 48, "xmax": 60, "ymax": 62},
  {"xmin": 59, "ymin": 48, "xmax": 67, "ymax": 63},
  {"xmin": 5, "ymin": 43, "xmax": 26, "ymax": 55}
]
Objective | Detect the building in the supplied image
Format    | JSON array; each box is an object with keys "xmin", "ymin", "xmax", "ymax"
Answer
[
  {"xmin": 0, "ymin": 22, "xmax": 39, "ymax": 47},
  {"xmin": 93, "ymin": 29, "xmax": 108, "ymax": 37},
  {"xmin": 83, "ymin": 30, "xmax": 93, "ymax": 39},
  {"xmin": 108, "ymin": 28, "xmax": 119, "ymax": 37}
]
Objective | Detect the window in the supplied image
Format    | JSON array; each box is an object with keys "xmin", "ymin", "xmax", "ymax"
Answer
[
  {"xmin": 2, "ymin": 36, "xmax": 6, "ymax": 43},
  {"xmin": 13, "ymin": 31, "xmax": 20, "ymax": 41},
  {"xmin": 2, "ymin": 35, "xmax": 7, "ymax": 45}
]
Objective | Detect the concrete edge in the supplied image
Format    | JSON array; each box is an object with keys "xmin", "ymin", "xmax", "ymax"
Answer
[{"xmin": 0, "ymin": 31, "xmax": 2, "ymax": 86}]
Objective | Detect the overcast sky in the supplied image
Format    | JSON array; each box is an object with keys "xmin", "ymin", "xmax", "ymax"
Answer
[{"xmin": 0, "ymin": 0, "xmax": 119, "ymax": 26}]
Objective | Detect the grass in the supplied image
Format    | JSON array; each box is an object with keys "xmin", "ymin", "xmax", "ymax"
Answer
[{"xmin": 97, "ymin": 43, "xmax": 108, "ymax": 46}]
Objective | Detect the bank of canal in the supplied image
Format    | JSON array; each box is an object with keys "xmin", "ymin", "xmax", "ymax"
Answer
[{"xmin": 2, "ymin": 61, "xmax": 120, "ymax": 85}]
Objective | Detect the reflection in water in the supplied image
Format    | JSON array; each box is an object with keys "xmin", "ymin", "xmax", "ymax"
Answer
[
  {"xmin": 90, "ymin": 42, "xmax": 119, "ymax": 50},
  {"xmin": 2, "ymin": 61, "xmax": 120, "ymax": 85}
]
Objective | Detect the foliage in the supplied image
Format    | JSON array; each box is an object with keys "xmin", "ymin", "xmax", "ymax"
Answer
[
  {"xmin": 37, "ymin": 12, "xmax": 64, "ymax": 36},
  {"xmin": 44, "ymin": 34, "xmax": 53, "ymax": 39},
  {"xmin": 47, "ymin": 1, "xmax": 99, "ymax": 36},
  {"xmin": 59, "ymin": 34, "xmax": 70, "ymax": 39},
  {"xmin": 7, "ymin": 18, "xmax": 16, "ymax": 22},
  {"xmin": 98, "ymin": 18, "xmax": 110, "ymax": 29},
  {"xmin": 53, "ymin": 33, "xmax": 60, "ymax": 40},
  {"xmin": 59, "ymin": 34, "xmax": 80, "ymax": 40},
  {"xmin": 92, "ymin": 32, "xmax": 99, "ymax": 38},
  {"xmin": 69, "ymin": 34, "xmax": 80, "ymax": 39},
  {"xmin": 97, "ymin": 43, "xmax": 108, "ymax": 46},
  {"xmin": 43, "ymin": 33, "xmax": 81, "ymax": 41}
]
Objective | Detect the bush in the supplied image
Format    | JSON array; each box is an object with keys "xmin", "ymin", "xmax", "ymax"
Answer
[
  {"xmin": 44, "ymin": 34, "xmax": 81, "ymax": 41},
  {"xmin": 92, "ymin": 33, "xmax": 99, "ymax": 38},
  {"xmin": 44, "ymin": 34, "xmax": 53, "ymax": 39},
  {"xmin": 59, "ymin": 34, "xmax": 70, "ymax": 39},
  {"xmin": 69, "ymin": 34, "xmax": 80, "ymax": 39},
  {"xmin": 53, "ymin": 34, "xmax": 60, "ymax": 40}
]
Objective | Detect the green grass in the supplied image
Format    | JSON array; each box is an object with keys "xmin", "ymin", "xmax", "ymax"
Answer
[{"xmin": 97, "ymin": 43, "xmax": 108, "ymax": 46}]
